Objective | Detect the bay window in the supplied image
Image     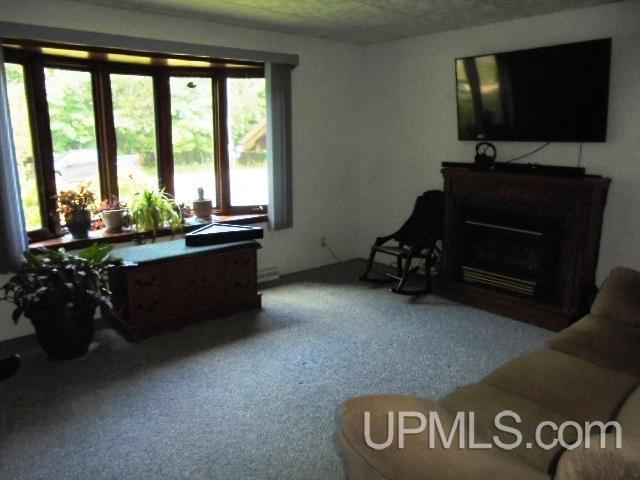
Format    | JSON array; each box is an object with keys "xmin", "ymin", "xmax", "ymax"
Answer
[{"xmin": 3, "ymin": 42, "xmax": 267, "ymax": 241}]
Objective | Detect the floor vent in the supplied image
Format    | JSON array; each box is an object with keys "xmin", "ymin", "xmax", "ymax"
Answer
[{"xmin": 257, "ymin": 266, "xmax": 280, "ymax": 284}]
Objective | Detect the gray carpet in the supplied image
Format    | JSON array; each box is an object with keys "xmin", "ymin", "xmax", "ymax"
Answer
[{"xmin": 0, "ymin": 259, "xmax": 552, "ymax": 479}]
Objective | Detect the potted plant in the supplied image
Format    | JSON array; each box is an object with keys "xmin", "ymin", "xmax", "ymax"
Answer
[
  {"xmin": 131, "ymin": 186, "xmax": 182, "ymax": 242},
  {"xmin": 100, "ymin": 196, "xmax": 128, "ymax": 233},
  {"xmin": 58, "ymin": 184, "xmax": 97, "ymax": 239},
  {"xmin": 2, "ymin": 244, "xmax": 122, "ymax": 361}
]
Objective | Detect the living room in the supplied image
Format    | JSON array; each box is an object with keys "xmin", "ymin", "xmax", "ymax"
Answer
[{"xmin": 1, "ymin": 0, "xmax": 639, "ymax": 478}]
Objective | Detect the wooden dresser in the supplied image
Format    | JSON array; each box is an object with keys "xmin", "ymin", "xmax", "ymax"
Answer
[{"xmin": 108, "ymin": 239, "xmax": 261, "ymax": 341}]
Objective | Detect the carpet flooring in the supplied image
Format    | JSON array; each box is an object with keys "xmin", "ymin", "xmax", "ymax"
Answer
[{"xmin": 0, "ymin": 259, "xmax": 552, "ymax": 479}]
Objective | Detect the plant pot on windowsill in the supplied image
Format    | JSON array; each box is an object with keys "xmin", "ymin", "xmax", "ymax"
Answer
[
  {"xmin": 66, "ymin": 209, "xmax": 92, "ymax": 239},
  {"xmin": 101, "ymin": 208, "xmax": 125, "ymax": 233}
]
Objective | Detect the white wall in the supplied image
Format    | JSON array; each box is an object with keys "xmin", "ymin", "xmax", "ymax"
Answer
[
  {"xmin": 0, "ymin": 0, "xmax": 366, "ymax": 340},
  {"xmin": 356, "ymin": 1, "xmax": 640, "ymax": 284}
]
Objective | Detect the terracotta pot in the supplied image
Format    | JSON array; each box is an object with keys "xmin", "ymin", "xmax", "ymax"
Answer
[
  {"xmin": 27, "ymin": 306, "xmax": 96, "ymax": 361},
  {"xmin": 67, "ymin": 209, "xmax": 92, "ymax": 239},
  {"xmin": 101, "ymin": 208, "xmax": 125, "ymax": 232}
]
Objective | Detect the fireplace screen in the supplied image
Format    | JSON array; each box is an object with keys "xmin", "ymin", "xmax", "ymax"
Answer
[{"xmin": 460, "ymin": 219, "xmax": 554, "ymax": 298}]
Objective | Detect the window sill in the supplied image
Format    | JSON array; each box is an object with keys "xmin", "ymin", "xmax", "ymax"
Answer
[{"xmin": 29, "ymin": 214, "xmax": 268, "ymax": 250}]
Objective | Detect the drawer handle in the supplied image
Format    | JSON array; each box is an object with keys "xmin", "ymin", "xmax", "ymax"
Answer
[
  {"xmin": 235, "ymin": 279, "xmax": 252, "ymax": 288},
  {"xmin": 135, "ymin": 275, "xmax": 157, "ymax": 286},
  {"xmin": 136, "ymin": 299, "xmax": 159, "ymax": 311},
  {"xmin": 233, "ymin": 257, "xmax": 251, "ymax": 267}
]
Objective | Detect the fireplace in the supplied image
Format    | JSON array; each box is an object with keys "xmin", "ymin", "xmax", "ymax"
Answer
[
  {"xmin": 458, "ymin": 204, "xmax": 562, "ymax": 303},
  {"xmin": 436, "ymin": 167, "xmax": 610, "ymax": 330},
  {"xmin": 462, "ymin": 221, "xmax": 544, "ymax": 296}
]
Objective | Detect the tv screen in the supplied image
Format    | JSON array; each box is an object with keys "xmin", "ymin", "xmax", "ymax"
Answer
[{"xmin": 456, "ymin": 39, "xmax": 611, "ymax": 142}]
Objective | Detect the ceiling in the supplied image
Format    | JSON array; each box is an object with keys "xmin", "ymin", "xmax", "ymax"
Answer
[{"xmin": 71, "ymin": 0, "xmax": 620, "ymax": 44}]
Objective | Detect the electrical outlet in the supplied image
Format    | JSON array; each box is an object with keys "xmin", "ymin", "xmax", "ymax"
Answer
[{"xmin": 320, "ymin": 236, "xmax": 327, "ymax": 247}]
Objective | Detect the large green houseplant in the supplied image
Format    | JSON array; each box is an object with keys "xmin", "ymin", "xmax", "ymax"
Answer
[
  {"xmin": 131, "ymin": 187, "xmax": 182, "ymax": 242},
  {"xmin": 2, "ymin": 243, "xmax": 122, "ymax": 360}
]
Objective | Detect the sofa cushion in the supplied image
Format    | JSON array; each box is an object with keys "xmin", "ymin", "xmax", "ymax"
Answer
[
  {"xmin": 482, "ymin": 349, "xmax": 638, "ymax": 422},
  {"xmin": 440, "ymin": 383, "xmax": 568, "ymax": 473},
  {"xmin": 591, "ymin": 267, "xmax": 640, "ymax": 327},
  {"xmin": 554, "ymin": 433, "xmax": 640, "ymax": 480},
  {"xmin": 549, "ymin": 314, "xmax": 640, "ymax": 377},
  {"xmin": 616, "ymin": 386, "xmax": 640, "ymax": 440},
  {"xmin": 340, "ymin": 394, "xmax": 550, "ymax": 480},
  {"xmin": 554, "ymin": 385, "xmax": 640, "ymax": 479}
]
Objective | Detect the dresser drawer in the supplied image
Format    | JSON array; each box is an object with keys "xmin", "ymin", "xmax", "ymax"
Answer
[
  {"xmin": 129, "ymin": 295, "xmax": 163, "ymax": 322},
  {"xmin": 197, "ymin": 256, "xmax": 226, "ymax": 288},
  {"xmin": 225, "ymin": 274, "xmax": 257, "ymax": 301},
  {"xmin": 225, "ymin": 250, "xmax": 256, "ymax": 274},
  {"xmin": 162, "ymin": 258, "xmax": 199, "ymax": 292},
  {"xmin": 127, "ymin": 265, "xmax": 162, "ymax": 295}
]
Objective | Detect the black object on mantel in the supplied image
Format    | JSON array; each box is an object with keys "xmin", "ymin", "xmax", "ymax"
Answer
[
  {"xmin": 474, "ymin": 142, "xmax": 497, "ymax": 170},
  {"xmin": 185, "ymin": 223, "xmax": 263, "ymax": 247},
  {"xmin": 442, "ymin": 161, "xmax": 586, "ymax": 177}
]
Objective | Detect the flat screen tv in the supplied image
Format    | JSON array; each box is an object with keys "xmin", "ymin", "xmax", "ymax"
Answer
[{"xmin": 456, "ymin": 39, "xmax": 611, "ymax": 142}]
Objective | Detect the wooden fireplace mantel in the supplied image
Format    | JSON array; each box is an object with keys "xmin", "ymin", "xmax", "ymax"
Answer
[{"xmin": 434, "ymin": 167, "xmax": 611, "ymax": 331}]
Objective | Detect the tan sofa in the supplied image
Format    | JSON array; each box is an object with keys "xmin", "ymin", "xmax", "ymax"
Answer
[{"xmin": 340, "ymin": 267, "xmax": 640, "ymax": 479}]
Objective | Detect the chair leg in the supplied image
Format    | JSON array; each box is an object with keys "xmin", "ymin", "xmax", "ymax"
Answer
[
  {"xmin": 424, "ymin": 248, "xmax": 434, "ymax": 293},
  {"xmin": 425, "ymin": 271, "xmax": 432, "ymax": 293},
  {"xmin": 392, "ymin": 252, "xmax": 433, "ymax": 296},
  {"xmin": 359, "ymin": 247, "xmax": 377, "ymax": 281},
  {"xmin": 391, "ymin": 255, "xmax": 412, "ymax": 294},
  {"xmin": 360, "ymin": 248, "xmax": 395, "ymax": 284}
]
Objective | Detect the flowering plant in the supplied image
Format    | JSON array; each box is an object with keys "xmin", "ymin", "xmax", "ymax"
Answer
[
  {"xmin": 99, "ymin": 195, "xmax": 127, "ymax": 212},
  {"xmin": 57, "ymin": 184, "xmax": 97, "ymax": 221}
]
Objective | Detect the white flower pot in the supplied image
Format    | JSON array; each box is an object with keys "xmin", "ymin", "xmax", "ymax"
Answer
[{"xmin": 101, "ymin": 209, "xmax": 125, "ymax": 232}]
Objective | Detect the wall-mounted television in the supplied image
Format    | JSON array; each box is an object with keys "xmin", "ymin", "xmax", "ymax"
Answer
[{"xmin": 456, "ymin": 39, "xmax": 611, "ymax": 142}]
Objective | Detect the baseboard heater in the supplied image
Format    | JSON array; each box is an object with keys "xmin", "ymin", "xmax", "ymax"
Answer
[
  {"xmin": 462, "ymin": 266, "xmax": 536, "ymax": 296},
  {"xmin": 257, "ymin": 266, "xmax": 280, "ymax": 284}
]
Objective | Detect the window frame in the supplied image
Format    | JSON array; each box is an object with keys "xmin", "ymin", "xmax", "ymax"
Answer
[{"xmin": 4, "ymin": 47, "xmax": 267, "ymax": 241}]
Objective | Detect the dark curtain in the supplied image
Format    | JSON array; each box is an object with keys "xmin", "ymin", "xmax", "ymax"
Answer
[{"xmin": 266, "ymin": 63, "xmax": 293, "ymax": 230}]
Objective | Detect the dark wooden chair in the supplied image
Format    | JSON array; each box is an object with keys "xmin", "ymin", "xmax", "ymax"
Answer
[{"xmin": 360, "ymin": 190, "xmax": 444, "ymax": 295}]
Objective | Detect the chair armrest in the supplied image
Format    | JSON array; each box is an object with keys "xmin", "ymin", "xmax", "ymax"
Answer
[{"xmin": 374, "ymin": 233, "xmax": 397, "ymax": 246}]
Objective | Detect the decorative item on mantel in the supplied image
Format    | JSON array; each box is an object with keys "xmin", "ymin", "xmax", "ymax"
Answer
[
  {"xmin": 58, "ymin": 183, "xmax": 97, "ymax": 239},
  {"xmin": 193, "ymin": 187, "xmax": 213, "ymax": 220}
]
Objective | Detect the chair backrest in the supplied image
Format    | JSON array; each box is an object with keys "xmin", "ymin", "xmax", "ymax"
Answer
[{"xmin": 395, "ymin": 190, "xmax": 444, "ymax": 248}]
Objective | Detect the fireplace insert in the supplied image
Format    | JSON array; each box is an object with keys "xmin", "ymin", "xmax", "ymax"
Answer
[{"xmin": 456, "ymin": 204, "xmax": 563, "ymax": 303}]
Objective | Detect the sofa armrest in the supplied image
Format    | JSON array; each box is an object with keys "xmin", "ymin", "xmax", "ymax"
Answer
[
  {"xmin": 591, "ymin": 267, "xmax": 640, "ymax": 327},
  {"xmin": 554, "ymin": 434, "xmax": 640, "ymax": 480}
]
